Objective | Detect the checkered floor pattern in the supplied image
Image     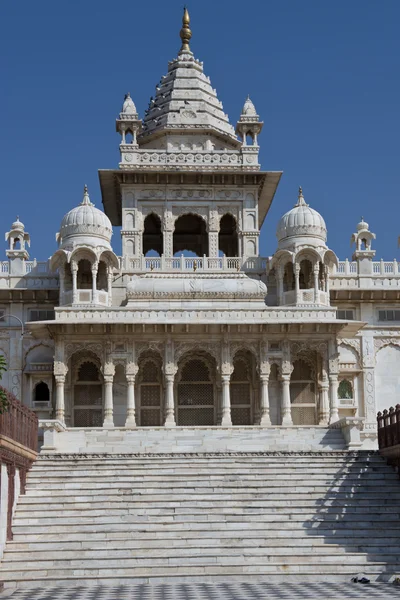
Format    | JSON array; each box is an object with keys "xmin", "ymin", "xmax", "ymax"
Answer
[{"xmin": 2, "ymin": 583, "xmax": 400, "ymax": 600}]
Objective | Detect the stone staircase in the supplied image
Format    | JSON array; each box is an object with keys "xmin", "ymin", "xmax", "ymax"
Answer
[{"xmin": 2, "ymin": 450, "xmax": 400, "ymax": 587}]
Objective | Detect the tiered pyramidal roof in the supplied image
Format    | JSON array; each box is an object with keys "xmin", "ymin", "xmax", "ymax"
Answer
[{"xmin": 139, "ymin": 8, "xmax": 239, "ymax": 148}]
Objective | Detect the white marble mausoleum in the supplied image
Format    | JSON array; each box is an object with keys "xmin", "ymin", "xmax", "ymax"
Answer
[{"xmin": 1, "ymin": 9, "xmax": 399, "ymax": 452}]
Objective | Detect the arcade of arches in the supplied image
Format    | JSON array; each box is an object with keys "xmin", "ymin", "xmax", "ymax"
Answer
[
  {"xmin": 55, "ymin": 345, "xmax": 338, "ymax": 428},
  {"xmin": 142, "ymin": 212, "xmax": 239, "ymax": 257}
]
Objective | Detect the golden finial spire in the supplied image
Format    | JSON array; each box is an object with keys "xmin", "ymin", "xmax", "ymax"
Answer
[{"xmin": 179, "ymin": 6, "xmax": 192, "ymax": 55}]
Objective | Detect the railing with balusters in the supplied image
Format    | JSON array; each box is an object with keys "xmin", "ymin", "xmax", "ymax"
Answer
[
  {"xmin": 336, "ymin": 260, "xmax": 400, "ymax": 277},
  {"xmin": 122, "ymin": 255, "xmax": 266, "ymax": 273}
]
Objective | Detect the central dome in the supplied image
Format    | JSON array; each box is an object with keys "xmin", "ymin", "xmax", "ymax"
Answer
[
  {"xmin": 276, "ymin": 188, "xmax": 327, "ymax": 246},
  {"xmin": 58, "ymin": 186, "xmax": 113, "ymax": 250}
]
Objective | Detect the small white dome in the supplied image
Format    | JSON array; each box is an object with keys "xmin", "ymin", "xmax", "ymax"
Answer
[
  {"xmin": 277, "ymin": 188, "xmax": 327, "ymax": 246},
  {"xmin": 357, "ymin": 217, "xmax": 369, "ymax": 231},
  {"xmin": 58, "ymin": 186, "xmax": 113, "ymax": 249},
  {"xmin": 241, "ymin": 96, "xmax": 257, "ymax": 117},
  {"xmin": 121, "ymin": 93, "xmax": 137, "ymax": 116},
  {"xmin": 11, "ymin": 217, "xmax": 24, "ymax": 231}
]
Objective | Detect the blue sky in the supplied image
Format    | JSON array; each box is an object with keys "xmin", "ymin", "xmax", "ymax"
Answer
[{"xmin": 1, "ymin": 0, "xmax": 399, "ymax": 261}]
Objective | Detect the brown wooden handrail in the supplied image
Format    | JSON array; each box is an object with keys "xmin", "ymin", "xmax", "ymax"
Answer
[
  {"xmin": 377, "ymin": 404, "xmax": 400, "ymax": 450},
  {"xmin": 0, "ymin": 386, "xmax": 38, "ymax": 453}
]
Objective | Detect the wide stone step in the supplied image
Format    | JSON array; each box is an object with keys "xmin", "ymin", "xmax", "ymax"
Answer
[
  {"xmin": 18, "ymin": 491, "xmax": 400, "ymax": 504},
  {"xmin": 26, "ymin": 472, "xmax": 396, "ymax": 484},
  {"xmin": 28, "ymin": 459, "xmax": 389, "ymax": 470},
  {"xmin": 4, "ymin": 545, "xmax": 400, "ymax": 561},
  {"xmin": 15, "ymin": 503, "xmax": 400, "ymax": 518},
  {"xmin": 24, "ymin": 478, "xmax": 400, "ymax": 491},
  {"xmin": 1, "ymin": 562, "xmax": 398, "ymax": 584},
  {"xmin": 4, "ymin": 551, "xmax": 400, "ymax": 571},
  {"xmin": 12, "ymin": 507, "xmax": 400, "ymax": 524},
  {"xmin": 12, "ymin": 521, "xmax": 400, "ymax": 535},
  {"xmin": 13, "ymin": 528, "xmax": 400, "ymax": 544},
  {"xmin": 4, "ymin": 572, "xmax": 399, "ymax": 588}
]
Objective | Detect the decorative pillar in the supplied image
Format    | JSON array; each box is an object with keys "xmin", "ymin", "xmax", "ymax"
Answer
[
  {"xmin": 59, "ymin": 265, "xmax": 65, "ymax": 305},
  {"xmin": 221, "ymin": 375, "xmax": 232, "ymax": 426},
  {"xmin": 71, "ymin": 261, "xmax": 78, "ymax": 304},
  {"xmin": 107, "ymin": 267, "xmax": 113, "ymax": 306},
  {"xmin": 259, "ymin": 375, "xmax": 272, "ymax": 426},
  {"xmin": 329, "ymin": 374, "xmax": 339, "ymax": 424},
  {"xmin": 91, "ymin": 262, "xmax": 98, "ymax": 304},
  {"xmin": 164, "ymin": 373, "xmax": 176, "ymax": 427},
  {"xmin": 163, "ymin": 338, "xmax": 177, "ymax": 427},
  {"xmin": 277, "ymin": 265, "xmax": 284, "ymax": 305},
  {"xmin": 55, "ymin": 375, "xmax": 65, "ymax": 424},
  {"xmin": 319, "ymin": 381, "xmax": 330, "ymax": 426},
  {"xmin": 125, "ymin": 374, "xmax": 137, "ymax": 427},
  {"xmin": 103, "ymin": 374, "xmax": 114, "ymax": 427},
  {"xmin": 221, "ymin": 339, "xmax": 233, "ymax": 426},
  {"xmin": 280, "ymin": 375, "xmax": 293, "ymax": 426},
  {"xmin": 361, "ymin": 334, "xmax": 377, "ymax": 434},
  {"xmin": 294, "ymin": 263, "xmax": 300, "ymax": 304},
  {"xmin": 313, "ymin": 263, "xmax": 320, "ymax": 304}
]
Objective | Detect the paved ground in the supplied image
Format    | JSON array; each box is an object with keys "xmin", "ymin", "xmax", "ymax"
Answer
[{"xmin": 1, "ymin": 583, "xmax": 400, "ymax": 600}]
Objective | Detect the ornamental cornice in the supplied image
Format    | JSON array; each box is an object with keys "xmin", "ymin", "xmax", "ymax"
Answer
[
  {"xmin": 120, "ymin": 163, "xmax": 260, "ymax": 173},
  {"xmin": 38, "ymin": 450, "xmax": 375, "ymax": 460},
  {"xmin": 127, "ymin": 291, "xmax": 266, "ymax": 299}
]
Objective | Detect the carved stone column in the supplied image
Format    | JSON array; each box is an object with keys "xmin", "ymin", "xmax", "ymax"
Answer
[
  {"xmin": 294, "ymin": 263, "xmax": 300, "ymax": 304},
  {"xmin": 55, "ymin": 375, "xmax": 65, "ymax": 424},
  {"xmin": 329, "ymin": 374, "xmax": 340, "ymax": 424},
  {"xmin": 362, "ymin": 334, "xmax": 377, "ymax": 434},
  {"xmin": 221, "ymin": 375, "xmax": 232, "ymax": 426},
  {"xmin": 163, "ymin": 208, "xmax": 174, "ymax": 258},
  {"xmin": 107, "ymin": 267, "xmax": 113, "ymax": 307},
  {"xmin": 125, "ymin": 372, "xmax": 138, "ymax": 427},
  {"xmin": 281, "ymin": 346, "xmax": 293, "ymax": 425},
  {"xmin": 277, "ymin": 265, "xmax": 284, "ymax": 305},
  {"xmin": 280, "ymin": 375, "xmax": 293, "ymax": 426},
  {"xmin": 221, "ymin": 340, "xmax": 233, "ymax": 426},
  {"xmin": 164, "ymin": 372, "xmax": 177, "ymax": 427},
  {"xmin": 259, "ymin": 345, "xmax": 271, "ymax": 426},
  {"xmin": 103, "ymin": 360, "xmax": 115, "ymax": 427},
  {"xmin": 319, "ymin": 381, "xmax": 330, "ymax": 426},
  {"xmin": 259, "ymin": 375, "xmax": 272, "ymax": 426},
  {"xmin": 103, "ymin": 376, "xmax": 114, "ymax": 427},
  {"xmin": 328, "ymin": 339, "xmax": 340, "ymax": 423},
  {"xmin": 164, "ymin": 338, "xmax": 177, "ymax": 427},
  {"xmin": 91, "ymin": 262, "xmax": 98, "ymax": 304},
  {"xmin": 208, "ymin": 209, "xmax": 219, "ymax": 258},
  {"xmin": 71, "ymin": 261, "xmax": 78, "ymax": 304},
  {"xmin": 59, "ymin": 265, "xmax": 65, "ymax": 305},
  {"xmin": 313, "ymin": 263, "xmax": 320, "ymax": 304}
]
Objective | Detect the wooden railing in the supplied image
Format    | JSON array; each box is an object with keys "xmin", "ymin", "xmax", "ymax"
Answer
[
  {"xmin": 377, "ymin": 406, "xmax": 400, "ymax": 450},
  {"xmin": 0, "ymin": 388, "xmax": 38, "ymax": 453},
  {"xmin": 0, "ymin": 388, "xmax": 38, "ymax": 543}
]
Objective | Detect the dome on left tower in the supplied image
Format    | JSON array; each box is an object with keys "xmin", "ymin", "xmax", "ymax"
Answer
[{"xmin": 57, "ymin": 185, "xmax": 113, "ymax": 250}]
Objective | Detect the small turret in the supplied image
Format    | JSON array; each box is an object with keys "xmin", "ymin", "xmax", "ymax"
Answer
[
  {"xmin": 5, "ymin": 217, "xmax": 30, "ymax": 275},
  {"xmin": 351, "ymin": 217, "xmax": 376, "ymax": 274},
  {"xmin": 116, "ymin": 92, "xmax": 142, "ymax": 146},
  {"xmin": 236, "ymin": 96, "xmax": 263, "ymax": 146}
]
